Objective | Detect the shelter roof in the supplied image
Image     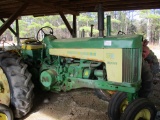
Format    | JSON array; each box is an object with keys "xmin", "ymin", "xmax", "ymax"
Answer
[{"xmin": 0, "ymin": 0, "xmax": 160, "ymax": 18}]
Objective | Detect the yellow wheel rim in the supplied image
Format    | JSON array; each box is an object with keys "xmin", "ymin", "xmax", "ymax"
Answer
[
  {"xmin": 120, "ymin": 98, "xmax": 128, "ymax": 113},
  {"xmin": 134, "ymin": 109, "xmax": 151, "ymax": 120},
  {"xmin": 0, "ymin": 113, "xmax": 8, "ymax": 120},
  {"xmin": 0, "ymin": 67, "xmax": 10, "ymax": 106}
]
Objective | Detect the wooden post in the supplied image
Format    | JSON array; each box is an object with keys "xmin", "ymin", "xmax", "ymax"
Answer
[
  {"xmin": 16, "ymin": 19, "xmax": 20, "ymax": 46},
  {"xmin": 73, "ymin": 15, "xmax": 77, "ymax": 38}
]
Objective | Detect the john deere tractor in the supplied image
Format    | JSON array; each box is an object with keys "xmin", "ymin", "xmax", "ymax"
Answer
[
  {"xmin": 21, "ymin": 20, "xmax": 158, "ymax": 120},
  {"xmin": 0, "ymin": 9, "xmax": 159, "ymax": 120}
]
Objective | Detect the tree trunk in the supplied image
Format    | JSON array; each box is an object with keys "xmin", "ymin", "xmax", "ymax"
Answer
[
  {"xmin": 159, "ymin": 32, "xmax": 160, "ymax": 46},
  {"xmin": 146, "ymin": 19, "xmax": 151, "ymax": 41}
]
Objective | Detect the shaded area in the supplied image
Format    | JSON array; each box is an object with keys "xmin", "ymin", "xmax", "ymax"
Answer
[{"xmin": 17, "ymin": 89, "xmax": 108, "ymax": 120}]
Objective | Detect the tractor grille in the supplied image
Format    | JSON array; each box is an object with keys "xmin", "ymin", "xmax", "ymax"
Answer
[{"xmin": 122, "ymin": 48, "xmax": 141, "ymax": 83}]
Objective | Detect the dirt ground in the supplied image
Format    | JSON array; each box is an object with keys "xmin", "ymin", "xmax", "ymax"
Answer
[
  {"xmin": 17, "ymin": 77, "xmax": 160, "ymax": 120},
  {"xmin": 18, "ymin": 89, "xmax": 109, "ymax": 120},
  {"xmin": 17, "ymin": 48, "xmax": 160, "ymax": 120},
  {"xmin": 17, "ymin": 73, "xmax": 160, "ymax": 120}
]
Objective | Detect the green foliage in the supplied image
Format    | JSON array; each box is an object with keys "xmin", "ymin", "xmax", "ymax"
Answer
[
  {"xmin": 111, "ymin": 19, "xmax": 121, "ymax": 24},
  {"xmin": 79, "ymin": 26, "xmax": 91, "ymax": 32},
  {"xmin": 58, "ymin": 24, "xmax": 66, "ymax": 29},
  {"xmin": 93, "ymin": 29, "xmax": 99, "ymax": 34},
  {"xmin": 20, "ymin": 31, "xmax": 28, "ymax": 37},
  {"xmin": 0, "ymin": 21, "xmax": 2, "ymax": 24},
  {"xmin": 28, "ymin": 22, "xmax": 41, "ymax": 30}
]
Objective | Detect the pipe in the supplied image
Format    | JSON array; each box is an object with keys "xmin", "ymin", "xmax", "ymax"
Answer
[
  {"xmin": 107, "ymin": 15, "xmax": 111, "ymax": 36},
  {"xmin": 90, "ymin": 24, "xmax": 94, "ymax": 37},
  {"xmin": 98, "ymin": 4, "xmax": 104, "ymax": 37}
]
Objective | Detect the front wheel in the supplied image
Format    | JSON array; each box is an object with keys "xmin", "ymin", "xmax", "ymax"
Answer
[
  {"xmin": 120, "ymin": 98, "xmax": 157, "ymax": 120},
  {"xmin": 108, "ymin": 92, "xmax": 128, "ymax": 120},
  {"xmin": 0, "ymin": 104, "xmax": 13, "ymax": 120}
]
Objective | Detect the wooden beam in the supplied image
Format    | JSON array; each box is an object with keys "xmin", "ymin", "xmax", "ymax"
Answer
[
  {"xmin": 20, "ymin": 0, "xmax": 79, "ymax": 15},
  {"xmin": 0, "ymin": 18, "xmax": 17, "ymax": 36},
  {"xmin": 59, "ymin": 0, "xmax": 159, "ymax": 5},
  {"xmin": 70, "ymin": 3, "xmax": 160, "ymax": 12},
  {"xmin": 0, "ymin": 3, "xmax": 28, "ymax": 36},
  {"xmin": 0, "ymin": 13, "xmax": 11, "ymax": 18},
  {"xmin": 51, "ymin": 0, "xmax": 160, "ymax": 12},
  {"xmin": 59, "ymin": 11, "xmax": 73, "ymax": 36},
  {"xmin": 73, "ymin": 15, "xmax": 77, "ymax": 38}
]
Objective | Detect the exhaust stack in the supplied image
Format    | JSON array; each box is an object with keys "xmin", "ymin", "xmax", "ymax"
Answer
[{"xmin": 98, "ymin": 4, "xmax": 104, "ymax": 37}]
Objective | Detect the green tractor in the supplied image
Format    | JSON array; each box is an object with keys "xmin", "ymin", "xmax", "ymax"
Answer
[
  {"xmin": 0, "ymin": 11, "xmax": 159, "ymax": 120},
  {"xmin": 21, "ymin": 21, "xmax": 157, "ymax": 120}
]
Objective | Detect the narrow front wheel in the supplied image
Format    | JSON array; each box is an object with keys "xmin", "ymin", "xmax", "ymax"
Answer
[
  {"xmin": 108, "ymin": 92, "xmax": 128, "ymax": 120},
  {"xmin": 0, "ymin": 104, "xmax": 13, "ymax": 120},
  {"xmin": 120, "ymin": 98, "xmax": 157, "ymax": 120}
]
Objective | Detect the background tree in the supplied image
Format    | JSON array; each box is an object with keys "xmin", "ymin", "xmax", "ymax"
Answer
[{"xmin": 1, "ymin": 9, "xmax": 160, "ymax": 45}]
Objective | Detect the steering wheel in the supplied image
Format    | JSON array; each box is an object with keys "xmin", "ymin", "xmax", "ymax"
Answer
[
  {"xmin": 36, "ymin": 26, "xmax": 55, "ymax": 41},
  {"xmin": 117, "ymin": 31, "xmax": 126, "ymax": 35}
]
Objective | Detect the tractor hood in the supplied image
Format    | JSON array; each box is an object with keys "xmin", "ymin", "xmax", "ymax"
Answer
[{"xmin": 44, "ymin": 34, "xmax": 143, "ymax": 49}]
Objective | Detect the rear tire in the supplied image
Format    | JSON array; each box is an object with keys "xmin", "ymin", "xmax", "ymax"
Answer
[
  {"xmin": 0, "ymin": 52, "xmax": 34, "ymax": 118},
  {"xmin": 0, "ymin": 104, "xmax": 13, "ymax": 120},
  {"xmin": 145, "ymin": 50, "xmax": 159, "ymax": 75},
  {"xmin": 139, "ymin": 60, "xmax": 153, "ymax": 98},
  {"xmin": 120, "ymin": 98, "xmax": 157, "ymax": 120}
]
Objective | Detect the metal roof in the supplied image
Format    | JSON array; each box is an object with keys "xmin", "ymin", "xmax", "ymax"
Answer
[{"xmin": 0, "ymin": 0, "xmax": 160, "ymax": 18}]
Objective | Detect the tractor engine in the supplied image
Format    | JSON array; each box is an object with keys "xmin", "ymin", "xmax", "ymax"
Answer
[{"xmin": 40, "ymin": 58, "xmax": 104, "ymax": 91}]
